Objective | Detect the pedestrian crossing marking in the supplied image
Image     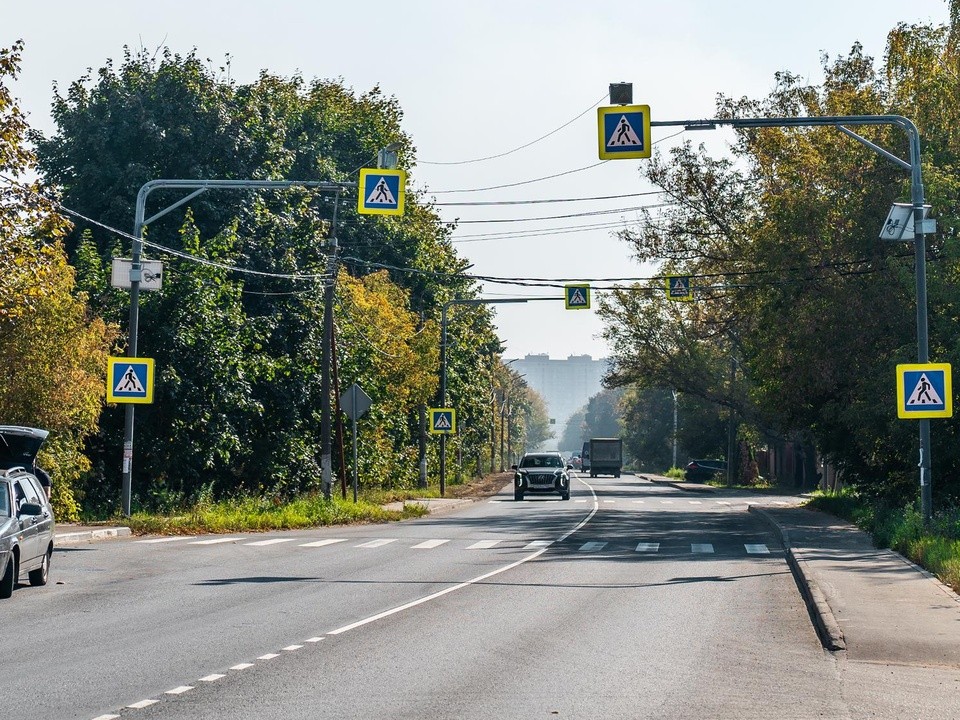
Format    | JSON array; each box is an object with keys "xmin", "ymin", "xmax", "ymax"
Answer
[
  {"xmin": 633, "ymin": 500, "xmax": 645, "ymax": 504},
  {"xmin": 574, "ymin": 499, "xmax": 588, "ymax": 503},
  {"xmin": 661, "ymin": 500, "xmax": 674, "ymax": 504},
  {"xmin": 906, "ymin": 373, "xmax": 944, "ymax": 405},
  {"xmin": 300, "ymin": 538, "xmax": 348, "ymax": 548},
  {"xmin": 467, "ymin": 540, "xmax": 501, "ymax": 549},
  {"xmin": 607, "ymin": 115, "xmax": 642, "ymax": 146},
  {"xmin": 412, "ymin": 539, "xmax": 449, "ymax": 549},
  {"xmin": 691, "ymin": 543, "xmax": 714, "ymax": 553},
  {"xmin": 524, "ymin": 540, "xmax": 552, "ymax": 549},
  {"xmin": 136, "ymin": 536, "xmax": 194, "ymax": 543},
  {"xmin": 356, "ymin": 538, "xmax": 397, "ymax": 548},
  {"xmin": 745, "ymin": 544, "xmax": 770, "ymax": 554},
  {"xmin": 245, "ymin": 538, "xmax": 298, "ymax": 546},
  {"xmin": 635, "ymin": 542, "xmax": 659, "ymax": 552},
  {"xmin": 189, "ymin": 537, "xmax": 241, "ymax": 545},
  {"xmin": 688, "ymin": 500, "xmax": 702, "ymax": 505},
  {"xmin": 579, "ymin": 541, "xmax": 608, "ymax": 551},
  {"xmin": 603, "ymin": 499, "xmax": 615, "ymax": 503}
]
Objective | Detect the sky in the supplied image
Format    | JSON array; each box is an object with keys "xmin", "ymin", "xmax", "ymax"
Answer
[{"xmin": 5, "ymin": 0, "xmax": 951, "ymax": 361}]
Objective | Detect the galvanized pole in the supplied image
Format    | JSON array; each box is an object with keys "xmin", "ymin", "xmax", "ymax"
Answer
[{"xmin": 351, "ymin": 384, "xmax": 359, "ymax": 504}]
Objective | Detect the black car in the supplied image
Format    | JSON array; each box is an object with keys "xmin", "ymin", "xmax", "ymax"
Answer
[
  {"xmin": 684, "ymin": 459, "xmax": 727, "ymax": 483},
  {"xmin": 513, "ymin": 452, "xmax": 573, "ymax": 501}
]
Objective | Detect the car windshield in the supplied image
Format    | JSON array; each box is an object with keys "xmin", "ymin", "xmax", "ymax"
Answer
[
  {"xmin": 520, "ymin": 455, "xmax": 562, "ymax": 468},
  {"xmin": 0, "ymin": 482, "xmax": 8, "ymax": 517}
]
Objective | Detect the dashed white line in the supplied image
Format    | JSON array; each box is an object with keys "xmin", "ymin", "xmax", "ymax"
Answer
[
  {"xmin": 305, "ymin": 637, "xmax": 324, "ymax": 643},
  {"xmin": 92, "ymin": 715, "xmax": 120, "ymax": 720},
  {"xmin": 189, "ymin": 537, "xmax": 242, "ymax": 545},
  {"xmin": 412, "ymin": 539, "xmax": 449, "ymax": 549},
  {"xmin": 282, "ymin": 645, "xmax": 303, "ymax": 651},
  {"xmin": 355, "ymin": 538, "xmax": 397, "ymax": 548},
  {"xmin": 633, "ymin": 500, "xmax": 645, "ymax": 504},
  {"xmin": 635, "ymin": 542, "xmax": 660, "ymax": 552},
  {"xmin": 258, "ymin": 653, "xmax": 280, "ymax": 660},
  {"xmin": 230, "ymin": 663, "xmax": 255, "ymax": 671},
  {"xmin": 127, "ymin": 700, "xmax": 158, "ymax": 709},
  {"xmin": 165, "ymin": 686, "xmax": 193, "ymax": 695},
  {"xmin": 688, "ymin": 500, "xmax": 703, "ymax": 505},
  {"xmin": 245, "ymin": 538, "xmax": 298, "ymax": 547},
  {"xmin": 602, "ymin": 499, "xmax": 615, "ymax": 504},
  {"xmin": 661, "ymin": 500, "xmax": 674, "ymax": 505},
  {"xmin": 300, "ymin": 538, "xmax": 347, "ymax": 548},
  {"xmin": 466, "ymin": 540, "xmax": 500, "ymax": 549},
  {"xmin": 745, "ymin": 544, "xmax": 770, "ymax": 554},
  {"xmin": 199, "ymin": 674, "xmax": 225, "ymax": 682},
  {"xmin": 691, "ymin": 543, "xmax": 715, "ymax": 553}
]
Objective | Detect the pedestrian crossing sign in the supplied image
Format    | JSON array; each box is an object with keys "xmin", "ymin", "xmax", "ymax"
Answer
[
  {"xmin": 665, "ymin": 275, "xmax": 693, "ymax": 301},
  {"xmin": 565, "ymin": 284, "xmax": 591, "ymax": 310},
  {"xmin": 107, "ymin": 357, "xmax": 155, "ymax": 404},
  {"xmin": 597, "ymin": 104, "xmax": 651, "ymax": 160},
  {"xmin": 896, "ymin": 363, "xmax": 952, "ymax": 419},
  {"xmin": 429, "ymin": 408, "xmax": 456, "ymax": 434},
  {"xmin": 358, "ymin": 168, "xmax": 406, "ymax": 216}
]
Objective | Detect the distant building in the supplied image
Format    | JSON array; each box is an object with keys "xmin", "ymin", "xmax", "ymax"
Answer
[{"xmin": 507, "ymin": 354, "xmax": 608, "ymax": 451}]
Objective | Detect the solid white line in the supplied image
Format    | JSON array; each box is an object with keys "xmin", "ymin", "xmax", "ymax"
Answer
[
  {"xmin": 300, "ymin": 538, "xmax": 347, "ymax": 548},
  {"xmin": 199, "ymin": 674, "xmax": 225, "ymax": 682},
  {"xmin": 745, "ymin": 544, "xmax": 770, "ymax": 554},
  {"xmin": 691, "ymin": 543, "xmax": 715, "ymax": 553},
  {"xmin": 411, "ymin": 539, "xmax": 449, "ymax": 549},
  {"xmin": 166, "ymin": 686, "xmax": 193, "ymax": 695},
  {"xmin": 635, "ymin": 542, "xmax": 659, "ymax": 552},
  {"xmin": 579, "ymin": 541, "xmax": 608, "ymax": 551},
  {"xmin": 230, "ymin": 663, "xmax": 254, "ymax": 671},
  {"xmin": 127, "ymin": 700, "xmax": 158, "ymax": 709},
  {"xmin": 326, "ymin": 477, "xmax": 600, "ymax": 637},
  {"xmin": 282, "ymin": 645, "xmax": 303, "ymax": 651},
  {"xmin": 258, "ymin": 653, "xmax": 280, "ymax": 660},
  {"xmin": 189, "ymin": 537, "xmax": 242, "ymax": 545},
  {"xmin": 245, "ymin": 538, "xmax": 298, "ymax": 547},
  {"xmin": 466, "ymin": 540, "xmax": 500, "ymax": 549},
  {"xmin": 355, "ymin": 538, "xmax": 397, "ymax": 548},
  {"xmin": 136, "ymin": 537, "xmax": 193, "ymax": 544}
]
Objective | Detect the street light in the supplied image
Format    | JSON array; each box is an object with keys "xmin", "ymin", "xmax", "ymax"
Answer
[{"xmin": 651, "ymin": 113, "xmax": 933, "ymax": 519}]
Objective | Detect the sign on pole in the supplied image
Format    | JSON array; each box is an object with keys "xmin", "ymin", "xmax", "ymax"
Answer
[
  {"xmin": 597, "ymin": 104, "xmax": 652, "ymax": 160},
  {"xmin": 107, "ymin": 357, "xmax": 155, "ymax": 404},
  {"xmin": 665, "ymin": 275, "xmax": 693, "ymax": 302},
  {"xmin": 340, "ymin": 383, "xmax": 373, "ymax": 421},
  {"xmin": 429, "ymin": 408, "xmax": 456, "ymax": 434},
  {"xmin": 111, "ymin": 258, "xmax": 164, "ymax": 290},
  {"xmin": 896, "ymin": 363, "xmax": 952, "ymax": 419},
  {"xmin": 358, "ymin": 168, "xmax": 406, "ymax": 215},
  {"xmin": 565, "ymin": 284, "xmax": 591, "ymax": 310}
]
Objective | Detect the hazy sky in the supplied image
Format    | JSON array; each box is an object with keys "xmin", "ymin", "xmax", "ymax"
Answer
[{"xmin": 6, "ymin": 0, "xmax": 950, "ymax": 360}]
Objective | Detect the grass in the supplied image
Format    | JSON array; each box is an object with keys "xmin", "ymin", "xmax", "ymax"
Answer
[{"xmin": 807, "ymin": 490, "xmax": 960, "ymax": 593}]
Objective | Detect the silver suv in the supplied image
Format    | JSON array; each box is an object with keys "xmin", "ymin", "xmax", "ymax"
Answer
[{"xmin": 512, "ymin": 452, "xmax": 573, "ymax": 501}]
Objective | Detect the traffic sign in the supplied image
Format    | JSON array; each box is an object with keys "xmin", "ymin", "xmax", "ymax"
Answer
[
  {"xmin": 340, "ymin": 383, "xmax": 373, "ymax": 421},
  {"xmin": 107, "ymin": 357, "xmax": 155, "ymax": 404},
  {"xmin": 597, "ymin": 104, "xmax": 651, "ymax": 160},
  {"xmin": 565, "ymin": 284, "xmax": 591, "ymax": 310},
  {"xmin": 358, "ymin": 168, "xmax": 406, "ymax": 215},
  {"xmin": 429, "ymin": 408, "xmax": 456, "ymax": 434},
  {"xmin": 896, "ymin": 363, "xmax": 952, "ymax": 419},
  {"xmin": 665, "ymin": 275, "xmax": 693, "ymax": 302}
]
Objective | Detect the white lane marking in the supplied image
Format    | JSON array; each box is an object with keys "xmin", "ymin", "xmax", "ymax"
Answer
[
  {"xmin": 488, "ymin": 500, "xmax": 503, "ymax": 503},
  {"xmin": 466, "ymin": 540, "xmax": 500, "ymax": 549},
  {"xmin": 574, "ymin": 499, "xmax": 588, "ymax": 503},
  {"xmin": 136, "ymin": 537, "xmax": 193, "ymax": 544},
  {"xmin": 230, "ymin": 663, "xmax": 254, "ymax": 671},
  {"xmin": 326, "ymin": 477, "xmax": 600, "ymax": 637},
  {"xmin": 691, "ymin": 543, "xmax": 715, "ymax": 553},
  {"xmin": 258, "ymin": 653, "xmax": 280, "ymax": 660},
  {"xmin": 245, "ymin": 538, "xmax": 298, "ymax": 547},
  {"xmin": 305, "ymin": 637, "xmax": 324, "ymax": 643},
  {"xmin": 661, "ymin": 500, "xmax": 674, "ymax": 505},
  {"xmin": 635, "ymin": 542, "xmax": 660, "ymax": 552},
  {"xmin": 523, "ymin": 540, "xmax": 552, "ymax": 550},
  {"xmin": 92, "ymin": 715, "xmax": 120, "ymax": 720},
  {"xmin": 189, "ymin": 537, "xmax": 242, "ymax": 545},
  {"xmin": 300, "ymin": 538, "xmax": 348, "ymax": 548},
  {"xmin": 602, "ymin": 499, "xmax": 615, "ymax": 503},
  {"xmin": 199, "ymin": 674, "xmax": 225, "ymax": 682},
  {"xmin": 745, "ymin": 544, "xmax": 770, "ymax": 554},
  {"xmin": 282, "ymin": 645, "xmax": 303, "ymax": 651},
  {"xmin": 166, "ymin": 686, "xmax": 193, "ymax": 695},
  {"xmin": 355, "ymin": 538, "xmax": 397, "ymax": 548},
  {"xmin": 718, "ymin": 501, "xmax": 731, "ymax": 506},
  {"xmin": 773, "ymin": 501, "xmax": 788, "ymax": 505},
  {"xmin": 633, "ymin": 500, "xmax": 645, "ymax": 504},
  {"xmin": 579, "ymin": 541, "xmax": 608, "ymax": 552},
  {"xmin": 688, "ymin": 500, "xmax": 703, "ymax": 505},
  {"xmin": 128, "ymin": 700, "xmax": 158, "ymax": 709},
  {"xmin": 411, "ymin": 539, "xmax": 449, "ymax": 549}
]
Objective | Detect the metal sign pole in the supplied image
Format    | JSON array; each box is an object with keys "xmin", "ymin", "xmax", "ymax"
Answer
[{"xmin": 352, "ymin": 384, "xmax": 359, "ymax": 503}]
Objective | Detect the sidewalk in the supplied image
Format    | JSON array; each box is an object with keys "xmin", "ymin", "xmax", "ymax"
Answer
[{"xmin": 751, "ymin": 504, "xmax": 960, "ymax": 664}]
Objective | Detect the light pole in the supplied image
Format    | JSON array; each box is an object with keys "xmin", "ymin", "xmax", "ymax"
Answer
[{"xmin": 658, "ymin": 114, "xmax": 932, "ymax": 520}]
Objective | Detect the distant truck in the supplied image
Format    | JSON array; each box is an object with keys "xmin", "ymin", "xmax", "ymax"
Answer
[{"xmin": 587, "ymin": 438, "xmax": 623, "ymax": 478}]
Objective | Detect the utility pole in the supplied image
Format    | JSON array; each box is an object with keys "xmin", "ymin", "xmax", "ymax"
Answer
[{"xmin": 320, "ymin": 190, "xmax": 341, "ymax": 500}]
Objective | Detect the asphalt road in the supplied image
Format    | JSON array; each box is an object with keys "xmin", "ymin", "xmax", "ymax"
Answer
[{"xmin": 3, "ymin": 474, "xmax": 923, "ymax": 719}]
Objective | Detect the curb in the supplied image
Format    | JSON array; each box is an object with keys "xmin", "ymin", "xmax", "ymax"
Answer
[
  {"xmin": 381, "ymin": 498, "xmax": 476, "ymax": 515},
  {"xmin": 54, "ymin": 527, "xmax": 132, "ymax": 546},
  {"xmin": 643, "ymin": 476, "xmax": 715, "ymax": 493},
  {"xmin": 748, "ymin": 505, "xmax": 846, "ymax": 652}
]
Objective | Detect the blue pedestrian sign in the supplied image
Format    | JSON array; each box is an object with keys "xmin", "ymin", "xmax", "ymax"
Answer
[
  {"xmin": 358, "ymin": 168, "xmax": 406, "ymax": 216},
  {"xmin": 665, "ymin": 275, "xmax": 693, "ymax": 302},
  {"xmin": 597, "ymin": 104, "xmax": 651, "ymax": 160},
  {"xmin": 107, "ymin": 357, "xmax": 155, "ymax": 404},
  {"xmin": 896, "ymin": 363, "xmax": 952, "ymax": 419},
  {"xmin": 429, "ymin": 408, "xmax": 456, "ymax": 434},
  {"xmin": 565, "ymin": 284, "xmax": 591, "ymax": 310}
]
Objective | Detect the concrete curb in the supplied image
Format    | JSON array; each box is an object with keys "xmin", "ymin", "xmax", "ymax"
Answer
[
  {"xmin": 381, "ymin": 498, "xmax": 476, "ymax": 515},
  {"xmin": 748, "ymin": 505, "xmax": 846, "ymax": 652},
  {"xmin": 55, "ymin": 527, "xmax": 132, "ymax": 546},
  {"xmin": 643, "ymin": 476, "xmax": 715, "ymax": 493}
]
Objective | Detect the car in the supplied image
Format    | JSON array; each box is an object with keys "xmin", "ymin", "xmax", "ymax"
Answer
[
  {"xmin": 512, "ymin": 452, "xmax": 573, "ymax": 501},
  {"xmin": 569, "ymin": 454, "xmax": 582, "ymax": 471},
  {"xmin": 684, "ymin": 459, "xmax": 727, "ymax": 483},
  {"xmin": 0, "ymin": 426, "xmax": 55, "ymax": 598}
]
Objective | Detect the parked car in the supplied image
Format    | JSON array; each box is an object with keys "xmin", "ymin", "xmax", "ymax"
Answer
[
  {"xmin": 513, "ymin": 452, "xmax": 573, "ymax": 501},
  {"xmin": 684, "ymin": 459, "xmax": 727, "ymax": 483},
  {"xmin": 0, "ymin": 426, "xmax": 55, "ymax": 598}
]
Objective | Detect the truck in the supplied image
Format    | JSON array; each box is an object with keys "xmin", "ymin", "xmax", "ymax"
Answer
[{"xmin": 588, "ymin": 438, "xmax": 623, "ymax": 478}]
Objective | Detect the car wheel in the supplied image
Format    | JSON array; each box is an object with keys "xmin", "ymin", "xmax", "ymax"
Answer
[
  {"xmin": 0, "ymin": 554, "xmax": 16, "ymax": 599},
  {"xmin": 29, "ymin": 547, "xmax": 51, "ymax": 587}
]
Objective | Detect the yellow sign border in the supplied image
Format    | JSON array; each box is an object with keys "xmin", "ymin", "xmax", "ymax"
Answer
[
  {"xmin": 665, "ymin": 275, "xmax": 694, "ymax": 302},
  {"xmin": 358, "ymin": 168, "xmax": 406, "ymax": 216},
  {"xmin": 597, "ymin": 104, "xmax": 652, "ymax": 160},
  {"xmin": 565, "ymin": 284, "xmax": 591, "ymax": 310},
  {"xmin": 429, "ymin": 407, "xmax": 457, "ymax": 434},
  {"xmin": 896, "ymin": 363, "xmax": 952, "ymax": 419},
  {"xmin": 107, "ymin": 357, "xmax": 155, "ymax": 404}
]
